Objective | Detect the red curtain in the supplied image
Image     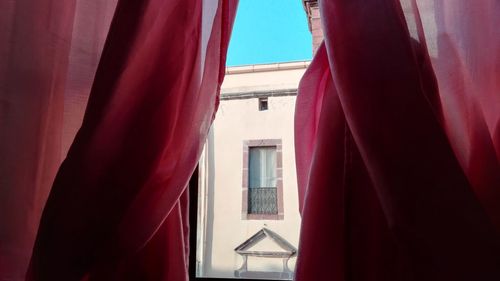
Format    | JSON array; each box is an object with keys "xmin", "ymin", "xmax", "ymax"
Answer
[
  {"xmin": 295, "ymin": 0, "xmax": 500, "ymax": 280},
  {"xmin": 26, "ymin": 0, "xmax": 237, "ymax": 280},
  {"xmin": 0, "ymin": 1, "xmax": 117, "ymax": 280},
  {"xmin": 0, "ymin": 0, "xmax": 236, "ymax": 280}
]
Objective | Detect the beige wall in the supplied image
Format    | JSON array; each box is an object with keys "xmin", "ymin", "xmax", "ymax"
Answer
[
  {"xmin": 222, "ymin": 61, "xmax": 308, "ymax": 93},
  {"xmin": 197, "ymin": 62, "xmax": 309, "ymax": 279}
]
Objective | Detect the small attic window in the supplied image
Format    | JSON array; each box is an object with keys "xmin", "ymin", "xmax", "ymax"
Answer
[{"xmin": 259, "ymin": 97, "xmax": 268, "ymax": 111}]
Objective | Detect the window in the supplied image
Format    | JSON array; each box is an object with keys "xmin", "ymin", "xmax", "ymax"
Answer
[
  {"xmin": 248, "ymin": 147, "xmax": 277, "ymax": 214},
  {"xmin": 242, "ymin": 140, "xmax": 283, "ymax": 220},
  {"xmin": 258, "ymin": 97, "xmax": 268, "ymax": 111}
]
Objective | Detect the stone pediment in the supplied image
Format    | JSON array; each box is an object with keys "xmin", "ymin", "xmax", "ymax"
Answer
[{"xmin": 234, "ymin": 227, "xmax": 297, "ymax": 258}]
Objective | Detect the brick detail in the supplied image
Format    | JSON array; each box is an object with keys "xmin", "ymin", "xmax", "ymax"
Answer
[{"xmin": 303, "ymin": 0, "xmax": 324, "ymax": 54}]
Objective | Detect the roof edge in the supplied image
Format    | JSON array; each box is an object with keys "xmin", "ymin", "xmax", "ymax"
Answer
[{"xmin": 226, "ymin": 60, "xmax": 311, "ymax": 75}]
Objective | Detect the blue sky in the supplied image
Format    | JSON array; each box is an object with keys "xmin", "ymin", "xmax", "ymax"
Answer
[{"xmin": 226, "ymin": 0, "xmax": 313, "ymax": 66}]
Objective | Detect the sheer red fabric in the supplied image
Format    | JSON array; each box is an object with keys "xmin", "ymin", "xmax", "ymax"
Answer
[
  {"xmin": 0, "ymin": 1, "xmax": 117, "ymax": 280},
  {"xmin": 295, "ymin": 0, "xmax": 500, "ymax": 280},
  {"xmin": 21, "ymin": 0, "xmax": 236, "ymax": 280}
]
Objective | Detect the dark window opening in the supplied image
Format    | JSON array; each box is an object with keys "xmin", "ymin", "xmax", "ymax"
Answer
[{"xmin": 258, "ymin": 97, "xmax": 268, "ymax": 111}]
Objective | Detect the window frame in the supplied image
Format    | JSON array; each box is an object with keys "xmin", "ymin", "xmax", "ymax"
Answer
[{"xmin": 242, "ymin": 139, "xmax": 284, "ymax": 220}]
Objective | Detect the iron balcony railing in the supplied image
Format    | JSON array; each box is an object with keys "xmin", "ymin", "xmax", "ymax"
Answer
[{"xmin": 248, "ymin": 187, "xmax": 278, "ymax": 214}]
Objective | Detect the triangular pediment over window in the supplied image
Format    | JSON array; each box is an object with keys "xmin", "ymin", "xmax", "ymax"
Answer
[{"xmin": 234, "ymin": 227, "xmax": 297, "ymax": 258}]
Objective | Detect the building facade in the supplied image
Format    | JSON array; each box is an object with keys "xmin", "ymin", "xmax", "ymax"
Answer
[
  {"xmin": 195, "ymin": 2, "xmax": 323, "ymax": 279},
  {"xmin": 196, "ymin": 61, "xmax": 309, "ymax": 279}
]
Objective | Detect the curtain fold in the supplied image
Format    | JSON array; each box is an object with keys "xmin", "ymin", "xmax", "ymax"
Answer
[
  {"xmin": 0, "ymin": 1, "xmax": 117, "ymax": 280},
  {"xmin": 25, "ymin": 0, "xmax": 237, "ymax": 280},
  {"xmin": 295, "ymin": 0, "xmax": 500, "ymax": 280},
  {"xmin": 249, "ymin": 147, "xmax": 277, "ymax": 188}
]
